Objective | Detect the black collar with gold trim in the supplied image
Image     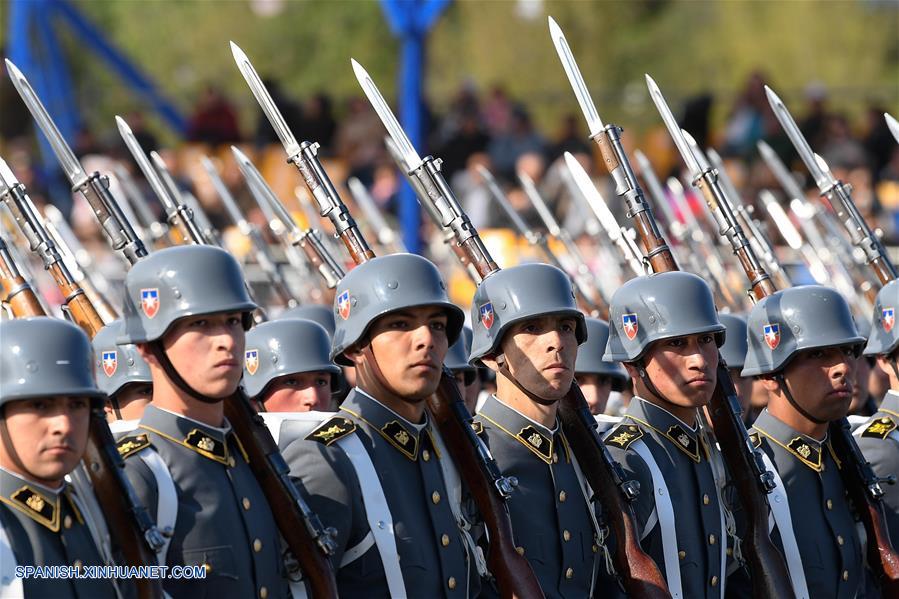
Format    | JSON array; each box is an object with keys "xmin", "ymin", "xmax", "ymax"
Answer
[
  {"xmin": 0, "ymin": 469, "xmax": 62, "ymax": 531},
  {"xmin": 138, "ymin": 405, "xmax": 242, "ymax": 467},
  {"xmin": 752, "ymin": 409, "xmax": 829, "ymax": 472},
  {"xmin": 340, "ymin": 389, "xmax": 431, "ymax": 462},
  {"xmin": 477, "ymin": 394, "xmax": 564, "ymax": 465},
  {"xmin": 625, "ymin": 399, "xmax": 703, "ymax": 463}
]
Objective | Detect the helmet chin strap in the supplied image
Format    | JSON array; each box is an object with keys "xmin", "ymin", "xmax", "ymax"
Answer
[
  {"xmin": 148, "ymin": 342, "xmax": 223, "ymax": 405},
  {"xmin": 635, "ymin": 359, "xmax": 681, "ymax": 410},
  {"xmin": 495, "ymin": 354, "xmax": 559, "ymax": 407},
  {"xmin": 773, "ymin": 373, "xmax": 829, "ymax": 425},
  {"xmin": 359, "ymin": 344, "xmax": 428, "ymax": 405}
]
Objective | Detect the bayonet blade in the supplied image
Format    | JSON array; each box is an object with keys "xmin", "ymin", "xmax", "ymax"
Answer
[
  {"xmin": 885, "ymin": 112, "xmax": 899, "ymax": 145},
  {"xmin": 564, "ymin": 152, "xmax": 620, "ymax": 239},
  {"xmin": 231, "ymin": 145, "xmax": 298, "ymax": 235},
  {"xmin": 681, "ymin": 129, "xmax": 712, "ymax": 173},
  {"xmin": 351, "ymin": 59, "xmax": 423, "ymax": 172},
  {"xmin": 645, "ymin": 75, "xmax": 702, "ymax": 179},
  {"xmin": 230, "ymin": 42, "xmax": 302, "ymax": 158},
  {"xmin": 518, "ymin": 171, "xmax": 562, "ymax": 237},
  {"xmin": 116, "ymin": 116, "xmax": 176, "ymax": 211},
  {"xmin": 5, "ymin": 59, "xmax": 89, "ymax": 188},
  {"xmin": 764, "ymin": 85, "xmax": 829, "ymax": 191},
  {"xmin": 547, "ymin": 16, "xmax": 604, "ymax": 137}
]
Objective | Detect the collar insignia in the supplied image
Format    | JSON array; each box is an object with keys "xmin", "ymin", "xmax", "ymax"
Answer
[
  {"xmin": 2, "ymin": 486, "xmax": 60, "ymax": 531},
  {"xmin": 116, "ymin": 433, "xmax": 151, "ymax": 459},
  {"xmin": 517, "ymin": 425, "xmax": 553, "ymax": 463},
  {"xmin": 787, "ymin": 436, "xmax": 822, "ymax": 471},
  {"xmin": 862, "ymin": 416, "xmax": 897, "ymax": 440},
  {"xmin": 605, "ymin": 424, "xmax": 643, "ymax": 450},
  {"xmin": 306, "ymin": 416, "xmax": 356, "ymax": 445},
  {"xmin": 666, "ymin": 424, "xmax": 700, "ymax": 462},
  {"xmin": 382, "ymin": 420, "xmax": 418, "ymax": 460},
  {"xmin": 184, "ymin": 429, "xmax": 229, "ymax": 465}
]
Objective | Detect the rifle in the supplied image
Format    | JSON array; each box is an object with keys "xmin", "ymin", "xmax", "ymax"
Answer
[
  {"xmin": 478, "ymin": 164, "xmax": 605, "ymax": 317},
  {"xmin": 346, "ymin": 176, "xmax": 407, "ymax": 254},
  {"xmin": 0, "ymin": 233, "xmax": 46, "ymax": 318},
  {"xmin": 112, "ymin": 163, "xmax": 171, "ymax": 248},
  {"xmin": 888, "ymin": 113, "xmax": 899, "ymax": 145},
  {"xmin": 766, "ymin": 86, "xmax": 899, "ymax": 589},
  {"xmin": 232, "ymin": 43, "xmax": 544, "ymax": 598},
  {"xmin": 201, "ymin": 156, "xmax": 298, "ymax": 308},
  {"xmin": 0, "ymin": 159, "xmax": 166, "ymax": 599},
  {"xmin": 351, "ymin": 52, "xmax": 670, "ymax": 598},
  {"xmin": 758, "ymin": 190, "xmax": 832, "ymax": 285}
]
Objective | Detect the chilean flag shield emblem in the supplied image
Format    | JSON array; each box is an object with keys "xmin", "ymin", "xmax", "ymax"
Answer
[
  {"xmin": 763, "ymin": 323, "xmax": 781, "ymax": 350},
  {"xmin": 337, "ymin": 290, "xmax": 351, "ymax": 320},
  {"xmin": 883, "ymin": 307, "xmax": 895, "ymax": 333},
  {"xmin": 102, "ymin": 351, "xmax": 117, "ymax": 378},
  {"xmin": 622, "ymin": 313, "xmax": 638, "ymax": 340},
  {"xmin": 245, "ymin": 349, "xmax": 259, "ymax": 375},
  {"xmin": 140, "ymin": 288, "xmax": 160, "ymax": 319},
  {"xmin": 479, "ymin": 302, "xmax": 494, "ymax": 329}
]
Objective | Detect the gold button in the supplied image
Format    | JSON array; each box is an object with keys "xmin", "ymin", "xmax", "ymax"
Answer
[
  {"xmin": 592, "ymin": 544, "xmax": 598, "ymax": 553},
  {"xmin": 726, "ymin": 548, "xmax": 733, "ymax": 557},
  {"xmin": 516, "ymin": 546, "xmax": 525, "ymax": 556},
  {"xmin": 678, "ymin": 551, "xmax": 686, "ymax": 560},
  {"xmin": 563, "ymin": 530, "xmax": 571, "ymax": 541},
  {"xmin": 565, "ymin": 567, "xmax": 574, "ymax": 580},
  {"xmin": 559, "ymin": 490, "xmax": 567, "ymax": 502},
  {"xmin": 228, "ymin": 457, "xmax": 236, "ymax": 468},
  {"xmin": 447, "ymin": 577, "xmax": 457, "ymax": 590},
  {"xmin": 203, "ymin": 563, "xmax": 212, "ymax": 574},
  {"xmin": 64, "ymin": 515, "xmax": 72, "ymax": 529},
  {"xmin": 432, "ymin": 491, "xmax": 441, "ymax": 504},
  {"xmin": 843, "ymin": 570, "xmax": 849, "ymax": 581},
  {"xmin": 826, "ymin": 499, "xmax": 833, "ymax": 510},
  {"xmin": 711, "ymin": 576, "xmax": 718, "ymax": 587},
  {"xmin": 553, "ymin": 453, "xmax": 559, "ymax": 464},
  {"xmin": 441, "ymin": 534, "xmax": 450, "ymax": 547},
  {"xmin": 74, "ymin": 560, "xmax": 83, "ymax": 570},
  {"xmin": 253, "ymin": 538, "xmax": 263, "ymax": 552},
  {"xmin": 259, "ymin": 587, "xmax": 268, "ymax": 599},
  {"xmin": 837, "ymin": 535, "xmax": 844, "ymax": 546},
  {"xmin": 242, "ymin": 497, "xmax": 251, "ymax": 510},
  {"xmin": 703, "ymin": 494, "xmax": 710, "ymax": 505},
  {"xmin": 422, "ymin": 449, "xmax": 430, "ymax": 462},
  {"xmin": 709, "ymin": 534, "xmax": 716, "ymax": 545}
]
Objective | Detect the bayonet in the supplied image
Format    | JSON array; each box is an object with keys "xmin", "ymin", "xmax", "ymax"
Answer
[
  {"xmin": 111, "ymin": 163, "xmax": 169, "ymax": 246},
  {"xmin": 518, "ymin": 170, "xmax": 590, "ymax": 271},
  {"xmin": 149, "ymin": 150, "xmax": 207, "ymax": 244},
  {"xmin": 347, "ymin": 177, "xmax": 406, "ymax": 253},
  {"xmin": 887, "ymin": 113, "xmax": 899, "ymax": 145},
  {"xmin": 765, "ymin": 86, "xmax": 830, "ymax": 190},
  {"xmin": 547, "ymin": 16, "xmax": 604, "ymax": 138}
]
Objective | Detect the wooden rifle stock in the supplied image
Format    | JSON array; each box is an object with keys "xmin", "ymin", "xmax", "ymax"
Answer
[{"xmin": 0, "ymin": 239, "xmax": 44, "ymax": 317}]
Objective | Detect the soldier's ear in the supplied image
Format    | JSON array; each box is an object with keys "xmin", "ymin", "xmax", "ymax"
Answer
[
  {"xmin": 480, "ymin": 354, "xmax": 500, "ymax": 372},
  {"xmin": 135, "ymin": 343, "xmax": 157, "ymax": 367},
  {"xmin": 622, "ymin": 362, "xmax": 640, "ymax": 380},
  {"xmin": 759, "ymin": 375, "xmax": 780, "ymax": 394},
  {"xmin": 343, "ymin": 346, "xmax": 365, "ymax": 367}
]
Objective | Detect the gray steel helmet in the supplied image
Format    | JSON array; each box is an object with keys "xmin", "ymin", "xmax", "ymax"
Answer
[
  {"xmin": 1, "ymin": 317, "xmax": 104, "ymax": 406},
  {"xmin": 119, "ymin": 245, "xmax": 257, "ymax": 344},
  {"xmin": 719, "ymin": 313, "xmax": 749, "ymax": 371},
  {"xmin": 92, "ymin": 319, "xmax": 152, "ymax": 397},
  {"xmin": 242, "ymin": 318, "xmax": 340, "ymax": 398},
  {"xmin": 864, "ymin": 279, "xmax": 899, "ymax": 356},
  {"xmin": 445, "ymin": 326, "xmax": 476, "ymax": 385},
  {"xmin": 330, "ymin": 253, "xmax": 464, "ymax": 366},
  {"xmin": 604, "ymin": 271, "xmax": 725, "ymax": 363},
  {"xmin": 742, "ymin": 285, "xmax": 864, "ymax": 377},
  {"xmin": 280, "ymin": 304, "xmax": 336, "ymax": 338},
  {"xmin": 575, "ymin": 318, "xmax": 628, "ymax": 381},
  {"xmin": 469, "ymin": 263, "xmax": 586, "ymax": 365}
]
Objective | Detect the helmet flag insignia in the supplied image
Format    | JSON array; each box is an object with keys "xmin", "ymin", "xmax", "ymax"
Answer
[
  {"xmin": 337, "ymin": 290, "xmax": 351, "ymax": 321},
  {"xmin": 102, "ymin": 351, "xmax": 117, "ymax": 377},
  {"xmin": 622, "ymin": 313, "xmax": 638, "ymax": 340},
  {"xmin": 763, "ymin": 323, "xmax": 781, "ymax": 350},
  {"xmin": 883, "ymin": 307, "xmax": 895, "ymax": 333},
  {"xmin": 140, "ymin": 288, "xmax": 160, "ymax": 319},
  {"xmin": 245, "ymin": 349, "xmax": 259, "ymax": 375},
  {"xmin": 479, "ymin": 302, "xmax": 494, "ymax": 329}
]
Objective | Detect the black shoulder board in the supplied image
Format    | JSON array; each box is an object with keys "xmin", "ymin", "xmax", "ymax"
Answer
[
  {"xmin": 116, "ymin": 433, "xmax": 151, "ymax": 459},
  {"xmin": 604, "ymin": 423, "xmax": 643, "ymax": 450},
  {"xmin": 306, "ymin": 416, "xmax": 357, "ymax": 446},
  {"xmin": 470, "ymin": 420, "xmax": 485, "ymax": 436},
  {"xmin": 749, "ymin": 431, "xmax": 762, "ymax": 448},
  {"xmin": 861, "ymin": 416, "xmax": 898, "ymax": 440}
]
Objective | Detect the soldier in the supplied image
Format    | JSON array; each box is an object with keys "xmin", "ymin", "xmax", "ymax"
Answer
[
  {"xmin": 92, "ymin": 319, "xmax": 153, "ymax": 427},
  {"xmin": 742, "ymin": 285, "xmax": 866, "ymax": 598},
  {"xmin": 243, "ymin": 318, "xmax": 341, "ymax": 413},
  {"xmin": 856, "ymin": 279, "xmax": 899, "ymax": 545},
  {"xmin": 280, "ymin": 304, "xmax": 336, "ymax": 338},
  {"xmin": 574, "ymin": 317, "xmax": 628, "ymax": 419},
  {"xmin": 113, "ymin": 245, "xmax": 289, "ymax": 599},
  {"xmin": 718, "ymin": 314, "xmax": 756, "ymax": 424},
  {"xmin": 468, "ymin": 263, "xmax": 608, "ymax": 597},
  {"xmin": 0, "ymin": 317, "xmax": 126, "ymax": 598},
  {"xmin": 279, "ymin": 253, "xmax": 483, "ymax": 597},
  {"xmin": 445, "ymin": 325, "xmax": 478, "ymax": 414},
  {"xmin": 602, "ymin": 271, "xmax": 728, "ymax": 598}
]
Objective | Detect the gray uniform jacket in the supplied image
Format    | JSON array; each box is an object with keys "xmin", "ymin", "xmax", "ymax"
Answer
[
  {"xmin": 0, "ymin": 467, "xmax": 119, "ymax": 599},
  {"xmin": 749, "ymin": 409, "xmax": 864, "ymax": 599},
  {"xmin": 856, "ymin": 390, "xmax": 899, "ymax": 545},
  {"xmin": 473, "ymin": 394, "xmax": 604, "ymax": 598},
  {"xmin": 280, "ymin": 388, "xmax": 481, "ymax": 598},
  {"xmin": 116, "ymin": 404, "xmax": 288, "ymax": 599},
  {"xmin": 604, "ymin": 397, "xmax": 726, "ymax": 598}
]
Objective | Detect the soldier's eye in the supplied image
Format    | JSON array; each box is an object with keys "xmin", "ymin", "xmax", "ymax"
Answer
[
  {"xmin": 699, "ymin": 334, "xmax": 714, "ymax": 344},
  {"xmin": 667, "ymin": 338, "xmax": 686, "ymax": 348},
  {"xmin": 431, "ymin": 321, "xmax": 446, "ymax": 331},
  {"xmin": 283, "ymin": 378, "xmax": 298, "ymax": 387},
  {"xmin": 192, "ymin": 319, "xmax": 208, "ymax": 327},
  {"xmin": 70, "ymin": 399, "xmax": 88, "ymax": 410},
  {"xmin": 227, "ymin": 317, "xmax": 242, "ymax": 327},
  {"xmin": 316, "ymin": 378, "xmax": 329, "ymax": 387}
]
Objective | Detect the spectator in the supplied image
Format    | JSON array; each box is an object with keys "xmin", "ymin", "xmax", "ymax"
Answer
[
  {"xmin": 187, "ymin": 85, "xmax": 241, "ymax": 145},
  {"xmin": 482, "ymin": 85, "xmax": 513, "ymax": 136},
  {"xmin": 253, "ymin": 78, "xmax": 302, "ymax": 147},
  {"xmin": 335, "ymin": 97, "xmax": 386, "ymax": 185},
  {"xmin": 298, "ymin": 93, "xmax": 337, "ymax": 154},
  {"xmin": 722, "ymin": 71, "xmax": 766, "ymax": 157},
  {"xmin": 547, "ymin": 113, "xmax": 591, "ymax": 162},
  {"xmin": 487, "ymin": 105, "xmax": 546, "ymax": 180},
  {"xmin": 438, "ymin": 111, "xmax": 489, "ymax": 179}
]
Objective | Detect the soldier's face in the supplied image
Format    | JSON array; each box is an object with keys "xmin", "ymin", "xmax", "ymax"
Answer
[
  {"xmin": 161, "ymin": 312, "xmax": 246, "ymax": 398},
  {"xmin": 499, "ymin": 315, "xmax": 579, "ymax": 401},
  {"xmin": 0, "ymin": 396, "xmax": 90, "ymax": 486},
  {"xmin": 576, "ymin": 373, "xmax": 613, "ymax": 415},
  {"xmin": 262, "ymin": 372, "xmax": 332, "ymax": 412},
  {"xmin": 634, "ymin": 333, "xmax": 718, "ymax": 409},
  {"xmin": 365, "ymin": 307, "xmax": 450, "ymax": 399},
  {"xmin": 780, "ymin": 346, "xmax": 856, "ymax": 422}
]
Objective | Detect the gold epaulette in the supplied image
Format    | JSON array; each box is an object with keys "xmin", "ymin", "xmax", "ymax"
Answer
[
  {"xmin": 306, "ymin": 416, "xmax": 357, "ymax": 446},
  {"xmin": 116, "ymin": 433, "xmax": 151, "ymax": 459},
  {"xmin": 604, "ymin": 423, "xmax": 643, "ymax": 450}
]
